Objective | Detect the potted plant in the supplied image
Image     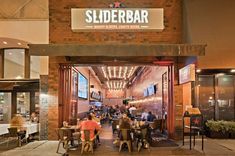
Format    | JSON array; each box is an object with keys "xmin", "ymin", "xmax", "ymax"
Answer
[
  {"xmin": 205, "ymin": 120, "xmax": 229, "ymax": 139},
  {"xmin": 227, "ymin": 121, "xmax": 235, "ymax": 139}
]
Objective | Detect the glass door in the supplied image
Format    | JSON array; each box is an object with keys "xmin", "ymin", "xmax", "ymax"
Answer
[
  {"xmin": 17, "ymin": 92, "xmax": 30, "ymax": 120},
  {"xmin": 0, "ymin": 92, "xmax": 12, "ymax": 123},
  {"xmin": 216, "ymin": 75, "xmax": 235, "ymax": 120}
]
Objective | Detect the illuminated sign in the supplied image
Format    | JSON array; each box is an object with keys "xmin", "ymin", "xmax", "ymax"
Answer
[
  {"xmin": 71, "ymin": 8, "xmax": 164, "ymax": 31},
  {"xmin": 179, "ymin": 64, "xmax": 196, "ymax": 84}
]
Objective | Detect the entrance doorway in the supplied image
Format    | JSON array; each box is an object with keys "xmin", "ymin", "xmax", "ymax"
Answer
[{"xmin": 58, "ymin": 62, "xmax": 174, "ymax": 137}]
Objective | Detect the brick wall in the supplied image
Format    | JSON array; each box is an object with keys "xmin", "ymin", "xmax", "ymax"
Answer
[
  {"xmin": 48, "ymin": 56, "xmax": 67, "ymax": 139},
  {"xmin": 49, "ymin": 0, "xmax": 182, "ymax": 44},
  {"xmin": 48, "ymin": 0, "xmax": 183, "ymax": 139}
]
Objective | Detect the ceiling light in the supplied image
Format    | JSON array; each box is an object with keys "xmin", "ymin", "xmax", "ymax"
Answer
[
  {"xmin": 16, "ymin": 76, "xmax": 22, "ymax": 79},
  {"xmin": 114, "ymin": 81, "xmax": 116, "ymax": 89},
  {"xmin": 217, "ymin": 73, "xmax": 225, "ymax": 77},
  {"xmin": 122, "ymin": 82, "xmax": 126, "ymax": 88},
  {"xmin": 108, "ymin": 67, "xmax": 112, "ymax": 78},
  {"xmin": 128, "ymin": 66, "xmax": 135, "ymax": 78},
  {"xmin": 102, "ymin": 67, "xmax": 108, "ymax": 78},
  {"xmin": 113, "ymin": 66, "xmax": 116, "ymax": 78},
  {"xmin": 120, "ymin": 81, "xmax": 123, "ymax": 89},
  {"xmin": 106, "ymin": 81, "xmax": 110, "ymax": 89},
  {"xmin": 196, "ymin": 69, "xmax": 201, "ymax": 73},
  {"xmin": 116, "ymin": 82, "xmax": 119, "ymax": 89},
  {"xmin": 3, "ymin": 41, "xmax": 7, "ymax": 44},
  {"xmin": 110, "ymin": 81, "xmax": 113, "ymax": 89},
  {"xmin": 123, "ymin": 67, "xmax": 128, "ymax": 79},
  {"xmin": 17, "ymin": 42, "xmax": 22, "ymax": 45},
  {"xmin": 119, "ymin": 67, "xmax": 122, "ymax": 78},
  {"xmin": 231, "ymin": 69, "xmax": 235, "ymax": 73}
]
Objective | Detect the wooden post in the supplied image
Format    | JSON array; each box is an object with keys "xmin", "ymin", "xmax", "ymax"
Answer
[
  {"xmin": 25, "ymin": 49, "xmax": 30, "ymax": 79},
  {"xmin": 0, "ymin": 49, "xmax": 4, "ymax": 78}
]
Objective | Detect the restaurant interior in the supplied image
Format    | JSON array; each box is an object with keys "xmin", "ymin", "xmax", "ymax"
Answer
[
  {"xmin": 0, "ymin": 61, "xmax": 175, "ymax": 153},
  {"xmin": 56, "ymin": 64, "xmax": 173, "ymax": 153}
]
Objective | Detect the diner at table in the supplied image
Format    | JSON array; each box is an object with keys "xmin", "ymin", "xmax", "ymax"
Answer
[{"xmin": 53, "ymin": 104, "xmax": 164, "ymax": 154}]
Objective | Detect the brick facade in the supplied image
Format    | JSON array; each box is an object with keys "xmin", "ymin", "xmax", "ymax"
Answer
[
  {"xmin": 49, "ymin": 0, "xmax": 182, "ymax": 44},
  {"xmin": 48, "ymin": 0, "xmax": 183, "ymax": 139}
]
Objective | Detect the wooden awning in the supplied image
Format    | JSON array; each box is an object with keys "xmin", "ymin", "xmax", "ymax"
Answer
[{"xmin": 29, "ymin": 43, "xmax": 206, "ymax": 56}]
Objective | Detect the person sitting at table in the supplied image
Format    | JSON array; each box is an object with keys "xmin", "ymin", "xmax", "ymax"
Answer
[
  {"xmin": 147, "ymin": 111, "xmax": 156, "ymax": 122},
  {"xmin": 10, "ymin": 114, "xmax": 26, "ymax": 140},
  {"xmin": 141, "ymin": 109, "xmax": 148, "ymax": 121},
  {"xmin": 79, "ymin": 114, "xmax": 101, "ymax": 146},
  {"xmin": 30, "ymin": 112, "xmax": 39, "ymax": 123},
  {"xmin": 129, "ymin": 105, "xmax": 137, "ymax": 116},
  {"xmin": 119, "ymin": 113, "xmax": 131, "ymax": 129}
]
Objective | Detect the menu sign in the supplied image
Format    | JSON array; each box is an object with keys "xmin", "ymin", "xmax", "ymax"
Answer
[
  {"xmin": 179, "ymin": 64, "xmax": 196, "ymax": 84},
  {"xmin": 71, "ymin": 8, "xmax": 164, "ymax": 31}
]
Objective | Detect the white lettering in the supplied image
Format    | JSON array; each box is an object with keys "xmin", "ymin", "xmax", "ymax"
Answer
[
  {"xmin": 85, "ymin": 10, "xmax": 92, "ymax": 23},
  {"xmin": 118, "ymin": 10, "xmax": 125, "ymax": 23},
  {"xmin": 103, "ymin": 10, "xmax": 111, "ymax": 23},
  {"xmin": 126, "ymin": 10, "xmax": 134, "ymax": 23},
  {"xmin": 133, "ymin": 10, "xmax": 141, "ymax": 23},
  {"xmin": 111, "ymin": 10, "xmax": 118, "ymax": 23},
  {"xmin": 85, "ymin": 9, "xmax": 149, "ymax": 24},
  {"xmin": 93, "ymin": 10, "xmax": 99, "ymax": 23},
  {"xmin": 141, "ymin": 10, "xmax": 149, "ymax": 23},
  {"xmin": 99, "ymin": 10, "xmax": 103, "ymax": 23}
]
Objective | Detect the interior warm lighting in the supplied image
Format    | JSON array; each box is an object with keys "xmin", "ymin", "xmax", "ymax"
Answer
[
  {"xmin": 119, "ymin": 67, "xmax": 122, "ymax": 78},
  {"xmin": 120, "ymin": 81, "xmax": 123, "ymax": 89},
  {"xmin": 122, "ymin": 82, "xmax": 126, "ymax": 88},
  {"xmin": 17, "ymin": 42, "xmax": 22, "ymax": 45},
  {"xmin": 217, "ymin": 73, "xmax": 225, "ymax": 77},
  {"xmin": 106, "ymin": 81, "xmax": 110, "ymax": 89},
  {"xmin": 102, "ymin": 67, "xmax": 108, "ymax": 78},
  {"xmin": 3, "ymin": 41, "xmax": 7, "ymax": 44},
  {"xmin": 116, "ymin": 82, "xmax": 119, "ymax": 89},
  {"xmin": 110, "ymin": 81, "xmax": 113, "ymax": 89},
  {"xmin": 231, "ymin": 69, "xmax": 235, "ymax": 73},
  {"xmin": 127, "ymin": 66, "xmax": 136, "ymax": 78},
  {"xmin": 16, "ymin": 76, "xmax": 22, "ymax": 79},
  {"xmin": 114, "ymin": 81, "xmax": 116, "ymax": 89},
  {"xmin": 123, "ymin": 66, "xmax": 128, "ymax": 79},
  {"xmin": 113, "ymin": 66, "xmax": 116, "ymax": 78},
  {"xmin": 108, "ymin": 67, "xmax": 112, "ymax": 78},
  {"xmin": 196, "ymin": 69, "xmax": 201, "ymax": 73}
]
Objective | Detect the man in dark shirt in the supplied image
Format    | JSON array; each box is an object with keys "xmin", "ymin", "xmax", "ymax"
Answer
[{"xmin": 147, "ymin": 111, "xmax": 156, "ymax": 122}]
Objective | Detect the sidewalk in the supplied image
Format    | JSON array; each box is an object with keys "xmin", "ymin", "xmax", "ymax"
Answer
[{"xmin": 0, "ymin": 138, "xmax": 235, "ymax": 156}]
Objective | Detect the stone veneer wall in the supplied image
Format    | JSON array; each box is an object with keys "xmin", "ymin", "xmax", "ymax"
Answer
[{"xmin": 39, "ymin": 75, "xmax": 48, "ymax": 140}]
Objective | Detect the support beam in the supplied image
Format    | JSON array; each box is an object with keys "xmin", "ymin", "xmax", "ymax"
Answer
[
  {"xmin": 29, "ymin": 44, "xmax": 206, "ymax": 57},
  {"xmin": 0, "ymin": 49, "xmax": 4, "ymax": 78},
  {"xmin": 25, "ymin": 49, "xmax": 30, "ymax": 78}
]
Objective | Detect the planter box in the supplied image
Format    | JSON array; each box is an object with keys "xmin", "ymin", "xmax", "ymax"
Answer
[
  {"xmin": 229, "ymin": 133, "xmax": 235, "ymax": 139},
  {"xmin": 209, "ymin": 131, "xmax": 229, "ymax": 139}
]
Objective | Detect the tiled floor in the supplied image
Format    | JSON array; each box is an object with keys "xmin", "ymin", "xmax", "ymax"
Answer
[{"xmin": 0, "ymin": 125, "xmax": 235, "ymax": 156}]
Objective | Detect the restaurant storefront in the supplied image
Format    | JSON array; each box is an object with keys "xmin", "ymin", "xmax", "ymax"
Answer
[
  {"xmin": 26, "ymin": 0, "xmax": 206, "ymax": 140},
  {"xmin": 0, "ymin": 0, "xmax": 207, "ymax": 141}
]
